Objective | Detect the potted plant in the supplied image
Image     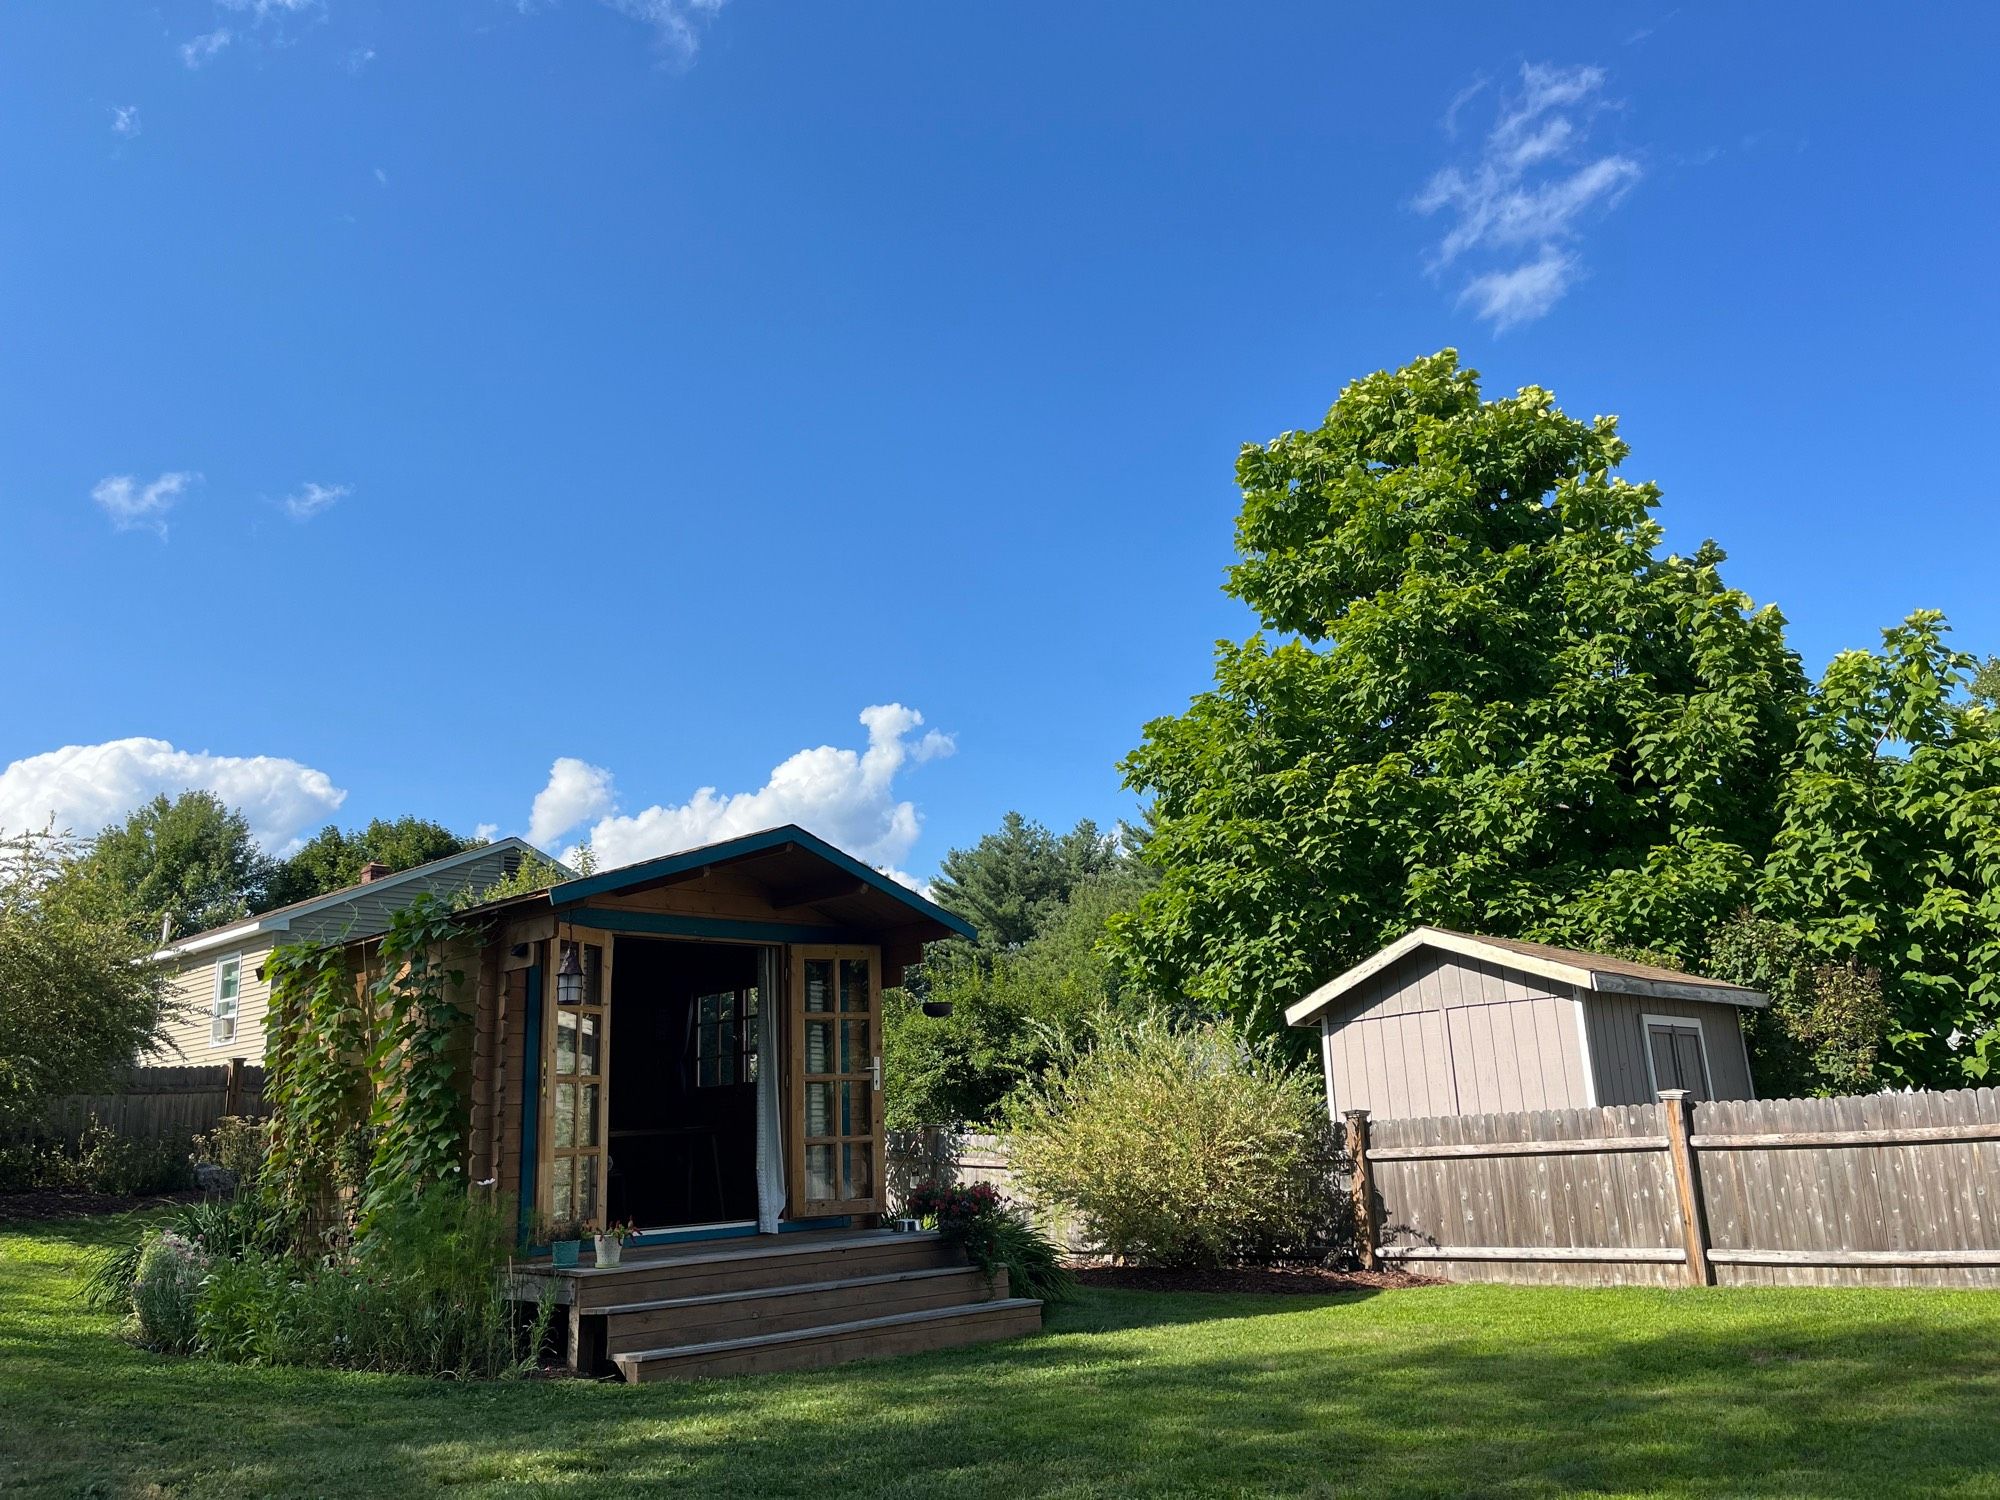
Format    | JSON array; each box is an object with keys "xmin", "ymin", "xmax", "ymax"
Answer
[
  {"xmin": 593, "ymin": 1219, "xmax": 637, "ymax": 1267},
  {"xmin": 538, "ymin": 1214, "xmax": 586, "ymax": 1268}
]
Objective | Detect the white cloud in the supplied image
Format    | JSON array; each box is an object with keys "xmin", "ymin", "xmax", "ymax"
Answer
[
  {"xmin": 280, "ymin": 480, "xmax": 349, "ymax": 522},
  {"xmin": 110, "ymin": 105, "xmax": 141, "ymax": 138},
  {"xmin": 543, "ymin": 704, "xmax": 954, "ymax": 875},
  {"xmin": 373, "ymin": 166, "xmax": 388, "ymax": 186},
  {"xmin": 1415, "ymin": 62, "xmax": 1641, "ymax": 331},
  {"xmin": 91, "ymin": 471, "xmax": 196, "ymax": 537},
  {"xmin": 0, "ymin": 737, "xmax": 346, "ymax": 853},
  {"xmin": 216, "ymin": 0, "xmax": 317, "ymax": 16},
  {"xmin": 473, "ymin": 822, "xmax": 500, "ymax": 844},
  {"xmin": 347, "ymin": 47, "xmax": 377, "ymax": 74},
  {"xmin": 600, "ymin": 0, "xmax": 728, "ymax": 62},
  {"xmin": 529, "ymin": 758, "xmax": 618, "ymax": 847},
  {"xmin": 1459, "ymin": 249, "xmax": 1575, "ymax": 332},
  {"xmin": 180, "ymin": 27, "xmax": 233, "ymax": 67}
]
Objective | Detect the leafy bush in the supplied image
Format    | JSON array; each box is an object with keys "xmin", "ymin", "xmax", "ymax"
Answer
[
  {"xmin": 82, "ymin": 1192, "xmax": 280, "ymax": 1312},
  {"xmin": 1006, "ymin": 1012, "xmax": 1347, "ymax": 1269},
  {"xmin": 1706, "ymin": 911, "xmax": 1890, "ymax": 1097},
  {"xmin": 194, "ymin": 1190, "xmax": 553, "ymax": 1378},
  {"xmin": 885, "ymin": 865, "xmax": 1155, "ymax": 1130},
  {"xmin": 131, "ymin": 1231, "xmax": 209, "ymax": 1352},
  {"xmin": 191, "ymin": 1115, "xmax": 270, "ymax": 1192},
  {"xmin": 907, "ymin": 1179, "xmax": 1072, "ymax": 1303},
  {"xmin": 0, "ymin": 1118, "xmax": 195, "ymax": 1197}
]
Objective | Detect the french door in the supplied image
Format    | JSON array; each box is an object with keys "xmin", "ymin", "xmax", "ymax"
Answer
[
  {"xmin": 788, "ymin": 945, "xmax": 882, "ymax": 1218},
  {"xmin": 542, "ymin": 928, "xmax": 613, "ymax": 1229}
]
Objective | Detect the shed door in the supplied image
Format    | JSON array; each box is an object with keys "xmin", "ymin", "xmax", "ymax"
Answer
[
  {"xmin": 788, "ymin": 945, "xmax": 882, "ymax": 1218},
  {"xmin": 1645, "ymin": 1018, "xmax": 1712, "ymax": 1102}
]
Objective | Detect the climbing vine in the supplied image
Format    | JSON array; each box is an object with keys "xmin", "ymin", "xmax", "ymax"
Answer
[
  {"xmin": 263, "ymin": 936, "xmax": 373, "ymax": 1239},
  {"xmin": 263, "ymin": 894, "xmax": 473, "ymax": 1238},
  {"xmin": 364, "ymin": 896, "xmax": 471, "ymax": 1220}
]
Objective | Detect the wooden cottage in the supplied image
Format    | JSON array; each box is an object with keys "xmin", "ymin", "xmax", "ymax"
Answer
[
  {"xmin": 1286, "ymin": 927, "xmax": 1767, "ymax": 1122},
  {"xmin": 340, "ymin": 823, "xmax": 1041, "ymax": 1381}
]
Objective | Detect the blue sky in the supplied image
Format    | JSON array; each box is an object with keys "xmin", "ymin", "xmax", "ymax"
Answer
[{"xmin": 3, "ymin": 2, "xmax": 1996, "ymax": 884}]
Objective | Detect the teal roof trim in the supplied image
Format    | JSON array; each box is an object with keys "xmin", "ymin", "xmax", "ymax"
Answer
[{"xmin": 545, "ymin": 824, "xmax": 976, "ymax": 942}]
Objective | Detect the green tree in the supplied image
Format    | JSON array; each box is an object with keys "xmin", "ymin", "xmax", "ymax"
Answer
[
  {"xmin": 884, "ymin": 863, "xmax": 1155, "ymax": 1128},
  {"xmin": 59, "ymin": 792, "xmax": 273, "ymax": 940},
  {"xmin": 1755, "ymin": 613, "xmax": 2000, "ymax": 1086},
  {"xmin": 268, "ymin": 817, "xmax": 482, "ymax": 906},
  {"xmin": 1114, "ymin": 352, "xmax": 1806, "ymax": 1041},
  {"xmin": 930, "ymin": 812, "xmax": 1120, "ymax": 951},
  {"xmin": 0, "ymin": 830, "xmax": 166, "ymax": 1123},
  {"xmin": 1703, "ymin": 910, "xmax": 1889, "ymax": 1097}
]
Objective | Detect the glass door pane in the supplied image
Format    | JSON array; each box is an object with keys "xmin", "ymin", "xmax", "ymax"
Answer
[
  {"xmin": 790, "ymin": 946, "xmax": 881, "ymax": 1216},
  {"xmin": 543, "ymin": 931, "xmax": 613, "ymax": 1236}
]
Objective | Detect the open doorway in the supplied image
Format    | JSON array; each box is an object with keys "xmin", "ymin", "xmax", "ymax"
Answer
[{"xmin": 606, "ymin": 937, "xmax": 763, "ymax": 1230}]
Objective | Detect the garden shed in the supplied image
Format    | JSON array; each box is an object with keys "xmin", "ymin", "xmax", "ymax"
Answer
[
  {"xmin": 321, "ymin": 823, "xmax": 1041, "ymax": 1379},
  {"xmin": 1285, "ymin": 927, "xmax": 1767, "ymax": 1121}
]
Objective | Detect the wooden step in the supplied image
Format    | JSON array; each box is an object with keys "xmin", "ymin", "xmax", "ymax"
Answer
[
  {"xmin": 611, "ymin": 1298, "xmax": 1045, "ymax": 1382},
  {"xmin": 523, "ymin": 1230, "xmax": 962, "ymax": 1311},
  {"xmin": 602, "ymin": 1265, "xmax": 1006, "ymax": 1354}
]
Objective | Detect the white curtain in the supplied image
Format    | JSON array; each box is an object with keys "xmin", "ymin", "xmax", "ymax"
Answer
[{"xmin": 755, "ymin": 946, "xmax": 786, "ymax": 1234}]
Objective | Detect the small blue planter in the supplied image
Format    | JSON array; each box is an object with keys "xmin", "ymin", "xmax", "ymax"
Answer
[{"xmin": 550, "ymin": 1238, "xmax": 581, "ymax": 1268}]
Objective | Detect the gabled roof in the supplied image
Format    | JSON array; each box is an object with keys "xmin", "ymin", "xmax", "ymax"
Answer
[
  {"xmin": 452, "ymin": 823, "xmax": 975, "ymax": 944},
  {"xmin": 1284, "ymin": 925, "xmax": 1767, "ymax": 1029},
  {"xmin": 150, "ymin": 837, "xmax": 551, "ymax": 961}
]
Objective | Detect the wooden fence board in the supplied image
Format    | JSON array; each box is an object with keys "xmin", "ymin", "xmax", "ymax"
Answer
[
  {"xmin": 1360, "ymin": 1085, "xmax": 2000, "ymax": 1290},
  {"xmin": 14, "ymin": 1063, "xmax": 266, "ymax": 1143}
]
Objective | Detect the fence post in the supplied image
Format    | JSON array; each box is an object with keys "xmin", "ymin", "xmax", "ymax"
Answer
[
  {"xmin": 222, "ymin": 1057, "xmax": 245, "ymax": 1118},
  {"xmin": 1344, "ymin": 1109, "xmax": 1379, "ymax": 1271},
  {"xmin": 1660, "ymin": 1089, "xmax": 1713, "ymax": 1287}
]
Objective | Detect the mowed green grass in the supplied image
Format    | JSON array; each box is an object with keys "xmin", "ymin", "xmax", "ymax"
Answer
[{"xmin": 5, "ymin": 1216, "xmax": 2000, "ymax": 1499}]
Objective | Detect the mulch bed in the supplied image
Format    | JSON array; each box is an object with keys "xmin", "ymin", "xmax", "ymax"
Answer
[
  {"xmin": 0, "ymin": 1188, "xmax": 204, "ymax": 1223},
  {"xmin": 1070, "ymin": 1263, "xmax": 1434, "ymax": 1295}
]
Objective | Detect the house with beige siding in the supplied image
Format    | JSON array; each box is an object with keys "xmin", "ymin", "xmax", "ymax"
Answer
[
  {"xmin": 1286, "ymin": 927, "xmax": 1767, "ymax": 1122},
  {"xmin": 149, "ymin": 838, "xmax": 551, "ymax": 1067}
]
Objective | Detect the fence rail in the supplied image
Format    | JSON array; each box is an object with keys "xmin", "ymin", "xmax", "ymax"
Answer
[
  {"xmin": 14, "ymin": 1061, "xmax": 264, "ymax": 1142},
  {"xmin": 1353, "ymin": 1084, "xmax": 2000, "ymax": 1289}
]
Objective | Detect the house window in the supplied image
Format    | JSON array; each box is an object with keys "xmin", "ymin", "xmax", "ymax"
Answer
[
  {"xmin": 212, "ymin": 957, "xmax": 242, "ymax": 1045},
  {"xmin": 695, "ymin": 988, "xmax": 758, "ymax": 1087},
  {"xmin": 1643, "ymin": 1015, "xmax": 1712, "ymax": 1102}
]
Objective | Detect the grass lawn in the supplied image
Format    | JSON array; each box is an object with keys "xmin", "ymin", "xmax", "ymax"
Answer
[{"xmin": 5, "ymin": 1216, "xmax": 2000, "ymax": 1498}]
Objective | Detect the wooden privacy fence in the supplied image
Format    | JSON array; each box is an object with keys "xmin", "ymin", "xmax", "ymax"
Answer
[
  {"xmin": 22, "ymin": 1061, "xmax": 264, "ymax": 1142},
  {"xmin": 1349, "ymin": 1085, "xmax": 2000, "ymax": 1289}
]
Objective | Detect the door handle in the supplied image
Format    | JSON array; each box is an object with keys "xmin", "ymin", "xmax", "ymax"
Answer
[{"xmin": 871, "ymin": 1055, "xmax": 882, "ymax": 1092}]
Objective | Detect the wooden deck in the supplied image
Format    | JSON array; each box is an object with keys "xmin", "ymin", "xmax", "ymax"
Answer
[{"xmin": 513, "ymin": 1228, "xmax": 1041, "ymax": 1380}]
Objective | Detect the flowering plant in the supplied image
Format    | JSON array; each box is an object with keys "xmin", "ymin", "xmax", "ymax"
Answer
[
  {"xmin": 905, "ymin": 1179, "xmax": 1071, "ymax": 1303},
  {"xmin": 596, "ymin": 1220, "xmax": 638, "ymax": 1244}
]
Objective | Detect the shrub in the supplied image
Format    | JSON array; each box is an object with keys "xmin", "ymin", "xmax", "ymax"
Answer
[
  {"xmin": 1006, "ymin": 1011, "xmax": 1348, "ymax": 1269},
  {"xmin": 83, "ymin": 1192, "xmax": 280, "ymax": 1313},
  {"xmin": 0, "ymin": 1118, "xmax": 195, "ymax": 1197},
  {"xmin": 131, "ymin": 1231, "xmax": 209, "ymax": 1352},
  {"xmin": 193, "ymin": 1189, "xmax": 553, "ymax": 1378},
  {"xmin": 908, "ymin": 1179, "xmax": 1072, "ymax": 1303},
  {"xmin": 191, "ymin": 1116, "xmax": 270, "ymax": 1192}
]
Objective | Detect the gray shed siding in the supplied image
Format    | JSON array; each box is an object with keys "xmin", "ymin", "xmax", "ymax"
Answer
[
  {"xmin": 1583, "ymin": 994, "xmax": 1753, "ymax": 1105},
  {"xmin": 1322, "ymin": 949, "xmax": 1593, "ymax": 1120}
]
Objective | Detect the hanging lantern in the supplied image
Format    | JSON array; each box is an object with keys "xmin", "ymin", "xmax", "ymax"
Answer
[{"xmin": 557, "ymin": 942, "xmax": 585, "ymax": 1006}]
